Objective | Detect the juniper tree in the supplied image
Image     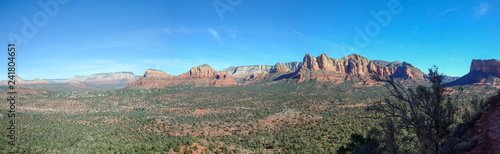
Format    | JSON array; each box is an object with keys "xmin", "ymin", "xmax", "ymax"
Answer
[{"xmin": 367, "ymin": 66, "xmax": 460, "ymax": 153}]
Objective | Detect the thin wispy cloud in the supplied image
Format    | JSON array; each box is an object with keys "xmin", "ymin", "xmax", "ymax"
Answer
[
  {"xmin": 209, "ymin": 28, "xmax": 222, "ymax": 44},
  {"xmin": 293, "ymin": 30, "xmax": 304, "ymax": 35},
  {"xmin": 397, "ymin": 44, "xmax": 406, "ymax": 50},
  {"xmin": 181, "ymin": 25, "xmax": 192, "ymax": 35},
  {"xmin": 440, "ymin": 7, "xmax": 461, "ymax": 15},
  {"xmin": 164, "ymin": 27, "xmax": 171, "ymax": 34},
  {"xmin": 475, "ymin": 2, "xmax": 489, "ymax": 18}
]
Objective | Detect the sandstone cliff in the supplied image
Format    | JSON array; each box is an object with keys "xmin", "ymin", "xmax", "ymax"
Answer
[
  {"xmin": 470, "ymin": 59, "xmax": 500, "ymax": 76},
  {"xmin": 294, "ymin": 53, "xmax": 425, "ymax": 84},
  {"xmin": 223, "ymin": 65, "xmax": 273, "ymax": 78},
  {"xmin": 223, "ymin": 62, "xmax": 302, "ymax": 79},
  {"xmin": 445, "ymin": 59, "xmax": 500, "ymax": 87}
]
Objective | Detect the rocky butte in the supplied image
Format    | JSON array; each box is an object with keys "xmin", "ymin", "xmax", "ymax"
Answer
[
  {"xmin": 129, "ymin": 64, "xmax": 237, "ymax": 88},
  {"xmin": 445, "ymin": 59, "xmax": 500, "ymax": 87}
]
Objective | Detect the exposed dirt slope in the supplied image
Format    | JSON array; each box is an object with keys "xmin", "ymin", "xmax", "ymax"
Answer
[{"xmin": 469, "ymin": 105, "xmax": 500, "ymax": 153}]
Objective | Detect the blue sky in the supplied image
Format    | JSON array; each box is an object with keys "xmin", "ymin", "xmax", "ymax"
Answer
[{"xmin": 1, "ymin": 0, "xmax": 499, "ymax": 80}]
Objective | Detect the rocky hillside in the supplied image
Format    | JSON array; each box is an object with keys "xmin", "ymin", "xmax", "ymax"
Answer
[
  {"xmin": 129, "ymin": 64, "xmax": 237, "ymax": 88},
  {"xmin": 445, "ymin": 59, "xmax": 500, "ymax": 87}
]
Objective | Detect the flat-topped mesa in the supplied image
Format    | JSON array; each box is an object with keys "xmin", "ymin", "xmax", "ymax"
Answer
[
  {"xmin": 445, "ymin": 59, "xmax": 500, "ymax": 87},
  {"xmin": 470, "ymin": 59, "xmax": 500, "ymax": 76},
  {"xmin": 144, "ymin": 69, "xmax": 173, "ymax": 79},
  {"xmin": 271, "ymin": 62, "xmax": 292, "ymax": 73}
]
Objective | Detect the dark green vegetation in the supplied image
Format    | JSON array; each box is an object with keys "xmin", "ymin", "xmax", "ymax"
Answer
[
  {"xmin": 18, "ymin": 82, "xmax": 129, "ymax": 92},
  {"xmin": 0, "ymin": 78, "xmax": 497, "ymax": 153},
  {"xmin": 339, "ymin": 68, "xmax": 500, "ymax": 154}
]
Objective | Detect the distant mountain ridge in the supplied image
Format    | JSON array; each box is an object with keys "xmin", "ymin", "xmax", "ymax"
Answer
[
  {"xmin": 9, "ymin": 72, "xmax": 141, "ymax": 85},
  {"xmin": 129, "ymin": 64, "xmax": 237, "ymax": 88},
  {"xmin": 128, "ymin": 53, "xmax": 436, "ymax": 88},
  {"xmin": 0, "ymin": 77, "xmax": 49, "ymax": 85},
  {"xmin": 9, "ymin": 53, "xmax": 490, "ymax": 89},
  {"xmin": 68, "ymin": 72, "xmax": 139, "ymax": 85}
]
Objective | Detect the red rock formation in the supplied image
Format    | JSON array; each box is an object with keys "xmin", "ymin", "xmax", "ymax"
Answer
[
  {"xmin": 129, "ymin": 64, "xmax": 237, "ymax": 88},
  {"xmin": 470, "ymin": 59, "xmax": 500, "ymax": 75},
  {"xmin": 211, "ymin": 71, "xmax": 238, "ymax": 87},
  {"xmin": 144, "ymin": 69, "xmax": 173, "ymax": 79},
  {"xmin": 179, "ymin": 64, "xmax": 219, "ymax": 79},
  {"xmin": 301, "ymin": 54, "xmax": 320, "ymax": 70},
  {"xmin": 317, "ymin": 53, "xmax": 336, "ymax": 71},
  {"xmin": 295, "ymin": 53, "xmax": 425, "ymax": 84}
]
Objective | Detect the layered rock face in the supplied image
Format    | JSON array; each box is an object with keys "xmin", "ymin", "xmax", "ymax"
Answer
[
  {"xmin": 470, "ymin": 59, "xmax": 500, "ymax": 76},
  {"xmin": 223, "ymin": 65, "xmax": 272, "ymax": 78},
  {"xmin": 294, "ymin": 53, "xmax": 425, "ymax": 84},
  {"xmin": 223, "ymin": 62, "xmax": 302, "ymax": 79},
  {"xmin": 445, "ymin": 59, "xmax": 500, "ymax": 87},
  {"xmin": 282, "ymin": 62, "xmax": 302, "ymax": 72},
  {"xmin": 317, "ymin": 54, "xmax": 336, "ymax": 71},
  {"xmin": 129, "ymin": 64, "xmax": 237, "ymax": 88},
  {"xmin": 301, "ymin": 54, "xmax": 321, "ymax": 70}
]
